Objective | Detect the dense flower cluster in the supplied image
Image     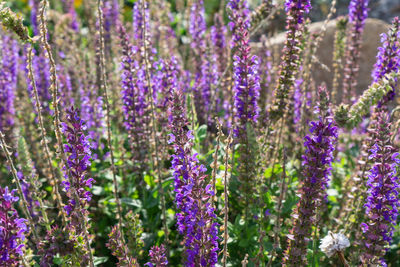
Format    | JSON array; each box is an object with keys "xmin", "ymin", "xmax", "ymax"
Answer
[
  {"xmin": 145, "ymin": 245, "xmax": 168, "ymax": 267},
  {"xmin": 106, "ymin": 224, "xmax": 138, "ymax": 267},
  {"xmin": 293, "ymin": 78, "xmax": 304, "ymax": 131},
  {"xmin": 2, "ymin": 0, "xmax": 400, "ymax": 266},
  {"xmin": 29, "ymin": 0, "xmax": 39, "ymax": 35},
  {"xmin": 61, "ymin": 107, "xmax": 94, "ymax": 217},
  {"xmin": 38, "ymin": 225, "xmax": 75, "ymax": 267},
  {"xmin": 360, "ymin": 110, "xmax": 400, "ymax": 266},
  {"xmin": 80, "ymin": 82, "xmax": 105, "ymax": 154},
  {"xmin": 228, "ymin": 0, "xmax": 260, "ymax": 136},
  {"xmin": 189, "ymin": 0, "xmax": 212, "ymax": 125},
  {"xmin": 118, "ymin": 23, "xmax": 150, "ymax": 169},
  {"xmin": 269, "ymin": 0, "xmax": 311, "ymax": 120},
  {"xmin": 168, "ymin": 87, "xmax": 218, "ymax": 266},
  {"xmin": 0, "ymin": 186, "xmax": 27, "ymax": 266},
  {"xmin": 372, "ymin": 17, "xmax": 400, "ymax": 105},
  {"xmin": 342, "ymin": 0, "xmax": 369, "ymax": 102},
  {"xmin": 0, "ymin": 34, "xmax": 18, "ymax": 132},
  {"xmin": 132, "ymin": 0, "xmax": 149, "ymax": 47},
  {"xmin": 61, "ymin": 0, "xmax": 79, "ymax": 31},
  {"xmin": 284, "ymin": 87, "xmax": 338, "ymax": 265}
]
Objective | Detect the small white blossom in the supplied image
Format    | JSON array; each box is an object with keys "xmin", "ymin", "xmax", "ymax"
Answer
[{"xmin": 319, "ymin": 231, "xmax": 350, "ymax": 257}]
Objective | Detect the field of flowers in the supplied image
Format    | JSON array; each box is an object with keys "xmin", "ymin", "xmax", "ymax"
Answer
[{"xmin": 0, "ymin": 0, "xmax": 400, "ymax": 266}]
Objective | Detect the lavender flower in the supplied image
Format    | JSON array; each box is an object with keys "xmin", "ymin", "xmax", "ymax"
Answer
[
  {"xmin": 107, "ymin": 224, "xmax": 138, "ymax": 267},
  {"xmin": 132, "ymin": 0, "xmax": 149, "ymax": 47},
  {"xmin": 284, "ymin": 86, "xmax": 338, "ymax": 265},
  {"xmin": 342, "ymin": 0, "xmax": 369, "ymax": 102},
  {"xmin": 38, "ymin": 226, "xmax": 75, "ymax": 267},
  {"xmin": 168, "ymin": 87, "xmax": 218, "ymax": 266},
  {"xmin": 0, "ymin": 34, "xmax": 18, "ymax": 132},
  {"xmin": 25, "ymin": 50, "xmax": 52, "ymax": 113},
  {"xmin": 80, "ymin": 82, "xmax": 105, "ymax": 154},
  {"xmin": 145, "ymin": 245, "xmax": 168, "ymax": 267},
  {"xmin": 58, "ymin": 64, "xmax": 75, "ymax": 111},
  {"xmin": 0, "ymin": 186, "xmax": 27, "ymax": 266},
  {"xmin": 107, "ymin": 211, "xmax": 143, "ymax": 266},
  {"xmin": 228, "ymin": 0, "xmax": 260, "ymax": 134},
  {"xmin": 372, "ymin": 17, "xmax": 400, "ymax": 106},
  {"xmin": 118, "ymin": 23, "xmax": 150, "ymax": 169},
  {"xmin": 293, "ymin": 78, "xmax": 304, "ymax": 132},
  {"xmin": 210, "ymin": 14, "xmax": 227, "ymax": 74},
  {"xmin": 61, "ymin": 0, "xmax": 79, "ymax": 31},
  {"xmin": 189, "ymin": 0, "xmax": 212, "ymax": 125},
  {"xmin": 360, "ymin": 110, "xmax": 400, "ymax": 265},
  {"xmin": 227, "ymin": 0, "xmax": 261, "ymax": 207},
  {"xmin": 61, "ymin": 106, "xmax": 94, "ymax": 218},
  {"xmin": 29, "ymin": 0, "xmax": 39, "ymax": 36},
  {"xmin": 269, "ymin": 0, "xmax": 311, "ymax": 120}
]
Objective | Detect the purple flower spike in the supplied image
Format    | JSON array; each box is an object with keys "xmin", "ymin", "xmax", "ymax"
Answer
[
  {"xmin": 284, "ymin": 86, "xmax": 337, "ymax": 265},
  {"xmin": 61, "ymin": 106, "xmax": 94, "ymax": 220},
  {"xmin": 0, "ymin": 35, "xmax": 18, "ymax": 132},
  {"xmin": 168, "ymin": 87, "xmax": 218, "ymax": 266},
  {"xmin": 189, "ymin": 0, "xmax": 212, "ymax": 125},
  {"xmin": 372, "ymin": 17, "xmax": 400, "ymax": 106},
  {"xmin": 0, "ymin": 186, "xmax": 27, "ymax": 266},
  {"xmin": 145, "ymin": 245, "xmax": 168, "ymax": 267},
  {"xmin": 269, "ymin": 0, "xmax": 311, "ymax": 120},
  {"xmin": 360, "ymin": 110, "xmax": 400, "ymax": 265},
  {"xmin": 342, "ymin": 0, "xmax": 369, "ymax": 102},
  {"xmin": 227, "ymin": 0, "xmax": 260, "ymax": 137}
]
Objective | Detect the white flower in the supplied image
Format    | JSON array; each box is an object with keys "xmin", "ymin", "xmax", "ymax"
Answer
[{"xmin": 319, "ymin": 231, "xmax": 350, "ymax": 257}]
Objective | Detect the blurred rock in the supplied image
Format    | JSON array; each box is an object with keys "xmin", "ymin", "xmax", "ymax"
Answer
[
  {"xmin": 253, "ymin": 18, "xmax": 390, "ymax": 99},
  {"xmin": 370, "ymin": 0, "xmax": 400, "ymax": 23}
]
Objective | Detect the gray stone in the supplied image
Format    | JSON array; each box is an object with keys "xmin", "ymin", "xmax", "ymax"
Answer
[{"xmin": 253, "ymin": 18, "xmax": 390, "ymax": 98}]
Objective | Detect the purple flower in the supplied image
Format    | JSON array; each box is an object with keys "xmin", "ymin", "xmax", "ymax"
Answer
[
  {"xmin": 168, "ymin": 87, "xmax": 218, "ymax": 266},
  {"xmin": 132, "ymin": 0, "xmax": 149, "ymax": 47},
  {"xmin": 118, "ymin": 23, "xmax": 150, "ymax": 169},
  {"xmin": 106, "ymin": 224, "xmax": 138, "ymax": 267},
  {"xmin": 61, "ymin": 0, "xmax": 79, "ymax": 31},
  {"xmin": 269, "ymin": 0, "xmax": 311, "ymax": 120},
  {"xmin": 227, "ymin": 0, "xmax": 260, "ymax": 137},
  {"xmin": 0, "ymin": 186, "xmax": 27, "ymax": 266},
  {"xmin": 189, "ymin": 0, "xmax": 212, "ymax": 125},
  {"xmin": 80, "ymin": 82, "xmax": 105, "ymax": 155},
  {"xmin": 145, "ymin": 245, "xmax": 168, "ymax": 267},
  {"xmin": 210, "ymin": 14, "xmax": 227, "ymax": 74},
  {"xmin": 29, "ymin": 0, "xmax": 39, "ymax": 36},
  {"xmin": 342, "ymin": 0, "xmax": 369, "ymax": 102},
  {"xmin": 372, "ymin": 17, "xmax": 400, "ymax": 106},
  {"xmin": 284, "ymin": 86, "xmax": 337, "ymax": 265},
  {"xmin": 61, "ymin": 106, "xmax": 94, "ymax": 220},
  {"xmin": 38, "ymin": 225, "xmax": 76, "ymax": 267},
  {"xmin": 58, "ymin": 64, "xmax": 75, "ymax": 111},
  {"xmin": 25, "ymin": 48, "xmax": 52, "ymax": 114},
  {"xmin": 360, "ymin": 110, "xmax": 400, "ymax": 265},
  {"xmin": 0, "ymin": 35, "xmax": 18, "ymax": 132},
  {"xmin": 293, "ymin": 78, "xmax": 304, "ymax": 132}
]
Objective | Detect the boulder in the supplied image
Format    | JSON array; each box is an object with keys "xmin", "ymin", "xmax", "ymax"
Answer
[{"xmin": 253, "ymin": 18, "xmax": 390, "ymax": 99}]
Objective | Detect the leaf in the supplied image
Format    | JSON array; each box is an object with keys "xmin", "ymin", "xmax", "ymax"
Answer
[
  {"xmin": 120, "ymin": 198, "xmax": 142, "ymax": 208},
  {"xmin": 196, "ymin": 124, "xmax": 207, "ymax": 143},
  {"xmin": 94, "ymin": 257, "xmax": 108, "ymax": 265}
]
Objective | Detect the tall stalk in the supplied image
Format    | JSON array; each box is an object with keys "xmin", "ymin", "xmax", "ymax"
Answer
[
  {"xmin": 96, "ymin": 0, "xmax": 126, "ymax": 254},
  {"xmin": 140, "ymin": 0, "xmax": 169, "ymax": 248},
  {"xmin": 38, "ymin": 1, "xmax": 94, "ymax": 265}
]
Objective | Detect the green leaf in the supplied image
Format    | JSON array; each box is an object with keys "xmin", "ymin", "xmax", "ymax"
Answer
[
  {"xmin": 120, "ymin": 198, "xmax": 142, "ymax": 208},
  {"xmin": 196, "ymin": 124, "xmax": 207, "ymax": 143},
  {"xmin": 94, "ymin": 257, "xmax": 108, "ymax": 265}
]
